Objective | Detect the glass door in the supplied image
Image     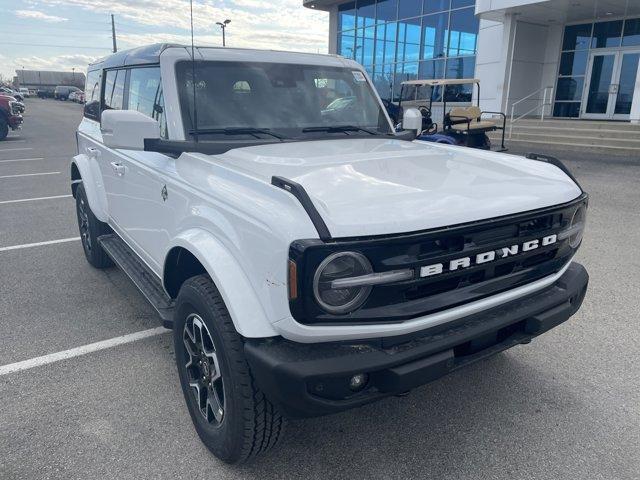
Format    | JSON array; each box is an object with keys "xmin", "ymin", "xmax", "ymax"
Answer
[
  {"xmin": 582, "ymin": 52, "xmax": 618, "ymax": 119},
  {"xmin": 582, "ymin": 50, "xmax": 640, "ymax": 120},
  {"xmin": 613, "ymin": 52, "xmax": 640, "ymax": 119}
]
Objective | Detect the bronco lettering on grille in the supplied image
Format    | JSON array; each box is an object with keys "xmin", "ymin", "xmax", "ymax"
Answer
[{"xmin": 419, "ymin": 234, "xmax": 557, "ymax": 278}]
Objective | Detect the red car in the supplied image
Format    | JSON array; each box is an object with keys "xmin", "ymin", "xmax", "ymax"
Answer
[{"xmin": 0, "ymin": 94, "xmax": 24, "ymax": 140}]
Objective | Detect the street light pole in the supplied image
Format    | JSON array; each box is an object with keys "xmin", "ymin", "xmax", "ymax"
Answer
[{"xmin": 216, "ymin": 19, "xmax": 231, "ymax": 47}]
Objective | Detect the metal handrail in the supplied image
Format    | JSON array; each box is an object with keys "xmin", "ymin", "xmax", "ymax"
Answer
[{"xmin": 509, "ymin": 86, "xmax": 554, "ymax": 139}]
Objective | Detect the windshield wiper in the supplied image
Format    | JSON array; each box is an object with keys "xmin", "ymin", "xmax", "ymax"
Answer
[
  {"xmin": 301, "ymin": 125, "xmax": 382, "ymax": 136},
  {"xmin": 189, "ymin": 127, "xmax": 287, "ymax": 140}
]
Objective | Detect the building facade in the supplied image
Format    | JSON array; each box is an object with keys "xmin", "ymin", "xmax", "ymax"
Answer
[{"xmin": 304, "ymin": 0, "xmax": 640, "ymax": 122}]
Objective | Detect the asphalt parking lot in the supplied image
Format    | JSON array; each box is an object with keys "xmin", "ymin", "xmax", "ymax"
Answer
[{"xmin": 0, "ymin": 99, "xmax": 639, "ymax": 480}]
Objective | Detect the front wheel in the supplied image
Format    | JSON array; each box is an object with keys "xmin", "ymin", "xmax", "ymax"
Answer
[
  {"xmin": 174, "ymin": 275, "xmax": 285, "ymax": 464},
  {"xmin": 75, "ymin": 183, "xmax": 112, "ymax": 268}
]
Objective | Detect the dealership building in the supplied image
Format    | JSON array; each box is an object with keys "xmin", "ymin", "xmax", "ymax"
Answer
[{"xmin": 304, "ymin": 0, "xmax": 640, "ymax": 123}]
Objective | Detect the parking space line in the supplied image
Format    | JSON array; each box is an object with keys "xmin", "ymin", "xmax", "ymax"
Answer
[
  {"xmin": 0, "ymin": 194, "xmax": 72, "ymax": 205},
  {"xmin": 0, "ymin": 327, "xmax": 170, "ymax": 376},
  {"xmin": 0, "ymin": 147, "xmax": 33, "ymax": 152},
  {"xmin": 0, "ymin": 157, "xmax": 44, "ymax": 164},
  {"xmin": 0, "ymin": 171, "xmax": 60, "ymax": 179},
  {"xmin": 0, "ymin": 237, "xmax": 80, "ymax": 252}
]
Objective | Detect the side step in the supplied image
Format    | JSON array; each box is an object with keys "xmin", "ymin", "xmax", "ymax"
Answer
[{"xmin": 98, "ymin": 234, "xmax": 174, "ymax": 329}]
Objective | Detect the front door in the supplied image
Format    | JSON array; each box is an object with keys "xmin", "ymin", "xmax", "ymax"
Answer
[{"xmin": 582, "ymin": 50, "xmax": 640, "ymax": 120}]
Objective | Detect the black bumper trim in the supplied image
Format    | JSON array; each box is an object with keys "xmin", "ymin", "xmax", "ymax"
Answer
[{"xmin": 245, "ymin": 262, "xmax": 588, "ymax": 418}]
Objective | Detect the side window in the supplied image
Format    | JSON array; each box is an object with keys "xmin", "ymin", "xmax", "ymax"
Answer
[
  {"xmin": 83, "ymin": 69, "xmax": 101, "ymax": 120},
  {"xmin": 103, "ymin": 69, "xmax": 125, "ymax": 111},
  {"xmin": 127, "ymin": 67, "xmax": 167, "ymax": 138}
]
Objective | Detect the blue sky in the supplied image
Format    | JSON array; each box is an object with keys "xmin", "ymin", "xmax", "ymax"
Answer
[{"xmin": 0, "ymin": 0, "xmax": 329, "ymax": 80}]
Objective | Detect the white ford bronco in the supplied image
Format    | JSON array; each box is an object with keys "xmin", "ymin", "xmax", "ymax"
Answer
[{"xmin": 72, "ymin": 44, "xmax": 589, "ymax": 463}]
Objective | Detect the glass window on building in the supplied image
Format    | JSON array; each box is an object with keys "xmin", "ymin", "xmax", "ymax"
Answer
[
  {"xmin": 448, "ymin": 7, "xmax": 478, "ymax": 57},
  {"xmin": 376, "ymin": 0, "xmax": 397, "ymax": 23},
  {"xmin": 559, "ymin": 51, "xmax": 588, "ymax": 76},
  {"xmin": 339, "ymin": 31, "xmax": 356, "ymax": 58},
  {"xmin": 591, "ymin": 20, "xmax": 622, "ymax": 48},
  {"xmin": 562, "ymin": 23, "xmax": 592, "ymax": 50},
  {"xmin": 423, "ymin": 0, "xmax": 449, "ymax": 15},
  {"xmin": 398, "ymin": 0, "xmax": 421, "ymax": 19},
  {"xmin": 338, "ymin": 2, "xmax": 356, "ymax": 31},
  {"xmin": 422, "ymin": 12, "xmax": 448, "ymax": 59},
  {"xmin": 357, "ymin": 0, "xmax": 376, "ymax": 28},
  {"xmin": 336, "ymin": 1, "xmax": 478, "ymax": 102},
  {"xmin": 397, "ymin": 17, "xmax": 421, "ymax": 63},
  {"xmin": 622, "ymin": 18, "xmax": 640, "ymax": 46}
]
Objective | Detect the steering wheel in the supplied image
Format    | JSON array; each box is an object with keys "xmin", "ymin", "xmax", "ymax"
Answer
[{"xmin": 418, "ymin": 106, "xmax": 432, "ymax": 119}]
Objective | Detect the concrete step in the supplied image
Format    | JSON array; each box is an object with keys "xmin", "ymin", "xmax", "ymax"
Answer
[
  {"xmin": 504, "ymin": 125, "xmax": 640, "ymax": 140},
  {"xmin": 494, "ymin": 131, "xmax": 640, "ymax": 148},
  {"xmin": 508, "ymin": 119, "xmax": 640, "ymax": 132},
  {"xmin": 493, "ymin": 137, "xmax": 640, "ymax": 156}
]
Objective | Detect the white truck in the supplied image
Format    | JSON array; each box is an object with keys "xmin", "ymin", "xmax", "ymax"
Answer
[{"xmin": 72, "ymin": 44, "xmax": 589, "ymax": 464}]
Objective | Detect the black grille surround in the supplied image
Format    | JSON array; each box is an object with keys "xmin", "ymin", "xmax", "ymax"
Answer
[{"xmin": 288, "ymin": 194, "xmax": 588, "ymax": 325}]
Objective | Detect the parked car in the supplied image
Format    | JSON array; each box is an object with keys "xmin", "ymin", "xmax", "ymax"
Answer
[
  {"xmin": 72, "ymin": 44, "xmax": 589, "ymax": 464},
  {"xmin": 37, "ymin": 89, "xmax": 54, "ymax": 99},
  {"xmin": 19, "ymin": 87, "xmax": 30, "ymax": 97},
  {"xmin": 0, "ymin": 94, "xmax": 24, "ymax": 140},
  {"xmin": 69, "ymin": 90, "xmax": 85, "ymax": 103},
  {"xmin": 54, "ymin": 85, "xmax": 80, "ymax": 100},
  {"xmin": 0, "ymin": 86, "xmax": 23, "ymax": 102}
]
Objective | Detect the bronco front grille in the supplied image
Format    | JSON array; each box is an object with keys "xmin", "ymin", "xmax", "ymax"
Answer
[{"xmin": 289, "ymin": 195, "xmax": 587, "ymax": 325}]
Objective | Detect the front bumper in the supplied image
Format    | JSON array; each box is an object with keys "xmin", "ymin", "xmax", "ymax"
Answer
[{"xmin": 245, "ymin": 262, "xmax": 588, "ymax": 418}]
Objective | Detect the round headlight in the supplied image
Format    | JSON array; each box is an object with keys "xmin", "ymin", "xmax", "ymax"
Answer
[
  {"xmin": 569, "ymin": 205, "xmax": 586, "ymax": 248},
  {"xmin": 313, "ymin": 252, "xmax": 373, "ymax": 314}
]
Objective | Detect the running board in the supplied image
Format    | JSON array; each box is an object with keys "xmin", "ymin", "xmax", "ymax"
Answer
[{"xmin": 98, "ymin": 234, "xmax": 174, "ymax": 329}]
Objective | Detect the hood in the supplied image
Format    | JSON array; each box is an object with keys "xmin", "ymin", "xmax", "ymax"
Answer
[{"xmin": 210, "ymin": 138, "xmax": 582, "ymax": 238}]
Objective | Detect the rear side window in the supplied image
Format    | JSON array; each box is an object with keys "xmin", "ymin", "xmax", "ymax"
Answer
[
  {"xmin": 127, "ymin": 67, "xmax": 167, "ymax": 138},
  {"xmin": 84, "ymin": 70, "xmax": 102, "ymax": 120},
  {"xmin": 103, "ymin": 69, "xmax": 125, "ymax": 110}
]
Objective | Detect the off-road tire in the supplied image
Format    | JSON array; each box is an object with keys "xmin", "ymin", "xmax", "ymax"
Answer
[
  {"xmin": 75, "ymin": 183, "xmax": 113, "ymax": 268},
  {"xmin": 0, "ymin": 117, "xmax": 8, "ymax": 141},
  {"xmin": 174, "ymin": 275, "xmax": 286, "ymax": 464}
]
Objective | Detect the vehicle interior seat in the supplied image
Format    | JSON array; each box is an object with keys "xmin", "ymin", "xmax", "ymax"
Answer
[{"xmin": 448, "ymin": 106, "xmax": 497, "ymax": 131}]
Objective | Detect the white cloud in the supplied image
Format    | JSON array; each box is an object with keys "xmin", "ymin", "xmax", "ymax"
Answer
[
  {"xmin": 9, "ymin": 54, "xmax": 95, "ymax": 76},
  {"xmin": 14, "ymin": 9, "xmax": 68, "ymax": 22},
  {"xmin": 34, "ymin": 0, "xmax": 329, "ymax": 53}
]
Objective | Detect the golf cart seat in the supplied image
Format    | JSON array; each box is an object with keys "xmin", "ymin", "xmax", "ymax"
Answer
[{"xmin": 448, "ymin": 106, "xmax": 497, "ymax": 132}]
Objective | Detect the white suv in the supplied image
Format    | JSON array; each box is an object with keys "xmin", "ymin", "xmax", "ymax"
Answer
[{"xmin": 72, "ymin": 44, "xmax": 589, "ymax": 463}]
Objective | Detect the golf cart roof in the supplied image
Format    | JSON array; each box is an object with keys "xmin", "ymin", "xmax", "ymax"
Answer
[{"xmin": 401, "ymin": 78, "xmax": 480, "ymax": 86}]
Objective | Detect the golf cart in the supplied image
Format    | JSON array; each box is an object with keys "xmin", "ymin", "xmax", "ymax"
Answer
[{"xmin": 398, "ymin": 78, "xmax": 507, "ymax": 151}]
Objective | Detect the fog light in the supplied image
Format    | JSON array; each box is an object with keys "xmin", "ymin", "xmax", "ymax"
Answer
[{"xmin": 349, "ymin": 373, "xmax": 369, "ymax": 391}]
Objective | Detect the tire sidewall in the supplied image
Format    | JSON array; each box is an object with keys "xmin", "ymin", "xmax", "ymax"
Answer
[
  {"xmin": 173, "ymin": 283, "xmax": 247, "ymax": 462},
  {"xmin": 0, "ymin": 118, "xmax": 8, "ymax": 141}
]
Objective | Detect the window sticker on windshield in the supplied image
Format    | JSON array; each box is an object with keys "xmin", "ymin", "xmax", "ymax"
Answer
[{"xmin": 352, "ymin": 71, "xmax": 366, "ymax": 82}]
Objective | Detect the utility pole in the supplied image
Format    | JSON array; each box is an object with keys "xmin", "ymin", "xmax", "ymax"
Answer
[
  {"xmin": 216, "ymin": 19, "xmax": 231, "ymax": 47},
  {"xmin": 111, "ymin": 14, "xmax": 117, "ymax": 53}
]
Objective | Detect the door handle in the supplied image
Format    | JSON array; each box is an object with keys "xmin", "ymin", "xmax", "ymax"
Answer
[
  {"xmin": 86, "ymin": 147, "xmax": 101, "ymax": 158},
  {"xmin": 110, "ymin": 161, "xmax": 126, "ymax": 176}
]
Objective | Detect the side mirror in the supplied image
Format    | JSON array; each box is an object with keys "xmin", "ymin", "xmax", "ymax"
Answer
[
  {"xmin": 402, "ymin": 107, "xmax": 422, "ymax": 136},
  {"xmin": 101, "ymin": 110, "xmax": 160, "ymax": 150}
]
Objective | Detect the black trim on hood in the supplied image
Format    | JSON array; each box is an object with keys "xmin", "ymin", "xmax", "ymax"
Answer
[
  {"xmin": 525, "ymin": 152, "xmax": 583, "ymax": 192},
  {"xmin": 272, "ymin": 176, "xmax": 332, "ymax": 241}
]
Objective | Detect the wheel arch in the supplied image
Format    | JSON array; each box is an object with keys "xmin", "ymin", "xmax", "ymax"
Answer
[
  {"xmin": 70, "ymin": 154, "xmax": 109, "ymax": 222},
  {"xmin": 163, "ymin": 229, "xmax": 279, "ymax": 339}
]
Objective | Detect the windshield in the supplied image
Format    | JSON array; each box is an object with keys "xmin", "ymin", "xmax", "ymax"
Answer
[{"xmin": 176, "ymin": 61, "xmax": 392, "ymax": 139}]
